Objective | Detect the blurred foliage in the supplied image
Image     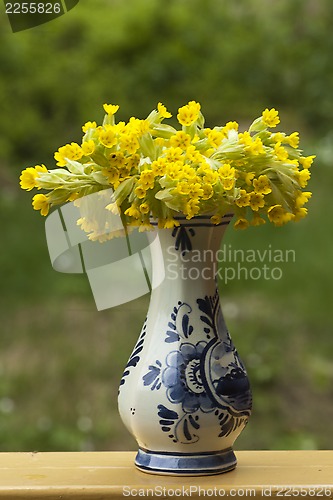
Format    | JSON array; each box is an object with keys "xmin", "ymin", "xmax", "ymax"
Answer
[
  {"xmin": 1, "ymin": 0, "xmax": 333, "ymax": 173},
  {"xmin": 1, "ymin": 0, "xmax": 333, "ymax": 452}
]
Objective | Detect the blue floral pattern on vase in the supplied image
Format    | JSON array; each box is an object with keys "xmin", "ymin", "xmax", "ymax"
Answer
[
  {"xmin": 142, "ymin": 294, "xmax": 252, "ymax": 444},
  {"xmin": 165, "ymin": 301, "xmax": 193, "ymax": 343},
  {"xmin": 172, "ymin": 226, "xmax": 195, "ymax": 254},
  {"xmin": 119, "ymin": 318, "xmax": 147, "ymax": 393},
  {"xmin": 163, "ymin": 342, "xmax": 215, "ymax": 413}
]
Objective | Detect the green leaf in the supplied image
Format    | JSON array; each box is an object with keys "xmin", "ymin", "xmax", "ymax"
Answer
[
  {"xmin": 91, "ymin": 171, "xmax": 110, "ymax": 185},
  {"xmin": 113, "ymin": 177, "xmax": 136, "ymax": 205},
  {"xmin": 249, "ymin": 117, "xmax": 266, "ymax": 133},
  {"xmin": 65, "ymin": 159, "xmax": 84, "ymax": 175},
  {"xmin": 49, "ymin": 188, "xmax": 71, "ymax": 204},
  {"xmin": 158, "ymin": 175, "xmax": 176, "ymax": 189},
  {"xmin": 151, "ymin": 123, "xmax": 177, "ymax": 138},
  {"xmin": 90, "ymin": 152, "xmax": 110, "ymax": 168},
  {"xmin": 155, "ymin": 188, "xmax": 173, "ymax": 201},
  {"xmin": 165, "ymin": 199, "xmax": 184, "ymax": 211},
  {"xmin": 139, "ymin": 134, "xmax": 156, "ymax": 159}
]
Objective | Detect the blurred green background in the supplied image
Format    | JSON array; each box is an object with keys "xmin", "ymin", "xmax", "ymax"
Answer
[{"xmin": 1, "ymin": 0, "xmax": 333, "ymax": 452}]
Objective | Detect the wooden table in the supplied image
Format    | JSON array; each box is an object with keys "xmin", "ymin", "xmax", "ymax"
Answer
[{"xmin": 0, "ymin": 451, "xmax": 332, "ymax": 499}]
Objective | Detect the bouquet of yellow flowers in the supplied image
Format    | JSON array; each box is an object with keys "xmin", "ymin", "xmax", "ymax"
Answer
[{"xmin": 20, "ymin": 101, "xmax": 314, "ymax": 234}]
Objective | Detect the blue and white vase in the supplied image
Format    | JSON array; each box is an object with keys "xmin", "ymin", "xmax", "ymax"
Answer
[{"xmin": 118, "ymin": 215, "xmax": 252, "ymax": 475}]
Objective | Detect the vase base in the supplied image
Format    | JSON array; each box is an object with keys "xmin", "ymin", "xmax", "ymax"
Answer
[{"xmin": 135, "ymin": 447, "xmax": 237, "ymax": 476}]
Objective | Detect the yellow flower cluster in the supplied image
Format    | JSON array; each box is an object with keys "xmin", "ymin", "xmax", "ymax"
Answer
[{"xmin": 20, "ymin": 102, "xmax": 314, "ymax": 236}]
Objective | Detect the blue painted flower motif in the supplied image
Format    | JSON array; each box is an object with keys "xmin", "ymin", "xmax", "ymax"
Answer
[
  {"xmin": 141, "ymin": 293, "xmax": 252, "ymax": 443},
  {"xmin": 172, "ymin": 226, "xmax": 195, "ymax": 254},
  {"xmin": 143, "ymin": 360, "xmax": 162, "ymax": 390},
  {"xmin": 162, "ymin": 342, "xmax": 215, "ymax": 413},
  {"xmin": 119, "ymin": 318, "xmax": 147, "ymax": 393},
  {"xmin": 165, "ymin": 302, "xmax": 193, "ymax": 343}
]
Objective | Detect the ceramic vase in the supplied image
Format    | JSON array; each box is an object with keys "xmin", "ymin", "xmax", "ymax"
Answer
[{"xmin": 118, "ymin": 215, "xmax": 252, "ymax": 475}]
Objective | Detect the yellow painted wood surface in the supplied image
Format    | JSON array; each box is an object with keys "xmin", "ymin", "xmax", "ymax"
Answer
[{"xmin": 0, "ymin": 451, "xmax": 332, "ymax": 499}]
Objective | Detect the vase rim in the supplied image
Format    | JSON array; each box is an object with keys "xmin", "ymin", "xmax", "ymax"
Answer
[{"xmin": 149, "ymin": 213, "xmax": 234, "ymax": 227}]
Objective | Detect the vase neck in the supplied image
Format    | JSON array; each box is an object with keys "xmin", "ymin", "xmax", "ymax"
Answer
[{"xmin": 148, "ymin": 215, "xmax": 232, "ymax": 292}]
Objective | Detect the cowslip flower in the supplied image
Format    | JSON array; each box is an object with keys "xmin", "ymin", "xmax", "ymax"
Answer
[
  {"xmin": 54, "ymin": 143, "xmax": 83, "ymax": 166},
  {"xmin": 287, "ymin": 132, "xmax": 300, "ymax": 149},
  {"xmin": 32, "ymin": 193, "xmax": 50, "ymax": 216},
  {"xmin": 236, "ymin": 189, "xmax": 250, "ymax": 208},
  {"xmin": 169, "ymin": 131, "xmax": 192, "ymax": 149},
  {"xmin": 253, "ymin": 175, "xmax": 272, "ymax": 195},
  {"xmin": 297, "ymin": 169, "xmax": 311, "ymax": 188},
  {"xmin": 103, "ymin": 104, "xmax": 119, "ymax": 116},
  {"xmin": 249, "ymin": 192, "xmax": 265, "ymax": 211},
  {"xmin": 262, "ymin": 108, "xmax": 280, "ymax": 127},
  {"xmin": 157, "ymin": 102, "xmax": 172, "ymax": 119},
  {"xmin": 234, "ymin": 218, "xmax": 250, "ymax": 230},
  {"xmin": 177, "ymin": 101, "xmax": 201, "ymax": 126},
  {"xmin": 299, "ymin": 156, "xmax": 315, "ymax": 169},
  {"xmin": 20, "ymin": 165, "xmax": 47, "ymax": 191},
  {"xmin": 125, "ymin": 204, "xmax": 141, "ymax": 218},
  {"xmin": 19, "ymin": 101, "xmax": 314, "ymax": 233},
  {"xmin": 119, "ymin": 133, "xmax": 140, "ymax": 154},
  {"xmin": 296, "ymin": 191, "xmax": 312, "ymax": 208},
  {"xmin": 218, "ymin": 164, "xmax": 235, "ymax": 178},
  {"xmin": 98, "ymin": 127, "xmax": 117, "ymax": 148},
  {"xmin": 81, "ymin": 140, "xmax": 96, "ymax": 156},
  {"xmin": 82, "ymin": 121, "xmax": 97, "ymax": 133},
  {"xmin": 251, "ymin": 213, "xmax": 266, "ymax": 226},
  {"xmin": 139, "ymin": 202, "xmax": 150, "ymax": 214},
  {"xmin": 267, "ymin": 205, "xmax": 292, "ymax": 226},
  {"xmin": 134, "ymin": 185, "xmax": 147, "ymax": 199}
]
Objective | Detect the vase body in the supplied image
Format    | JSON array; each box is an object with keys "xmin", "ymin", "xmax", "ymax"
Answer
[{"xmin": 118, "ymin": 215, "xmax": 252, "ymax": 475}]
